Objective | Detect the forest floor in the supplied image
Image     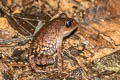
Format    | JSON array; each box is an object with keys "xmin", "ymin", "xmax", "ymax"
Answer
[{"xmin": 0, "ymin": 0, "xmax": 120, "ymax": 80}]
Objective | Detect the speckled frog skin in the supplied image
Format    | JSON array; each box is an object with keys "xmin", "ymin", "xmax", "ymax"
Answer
[{"xmin": 29, "ymin": 14, "xmax": 78, "ymax": 72}]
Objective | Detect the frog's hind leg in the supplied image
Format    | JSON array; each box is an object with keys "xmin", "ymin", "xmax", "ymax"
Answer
[
  {"xmin": 34, "ymin": 54, "xmax": 54, "ymax": 66},
  {"xmin": 35, "ymin": 54, "xmax": 58, "ymax": 72},
  {"xmin": 29, "ymin": 55, "xmax": 48, "ymax": 73},
  {"xmin": 29, "ymin": 54, "xmax": 57, "ymax": 73}
]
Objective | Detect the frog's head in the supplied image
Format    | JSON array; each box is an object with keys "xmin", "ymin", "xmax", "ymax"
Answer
[{"xmin": 55, "ymin": 13, "xmax": 78, "ymax": 38}]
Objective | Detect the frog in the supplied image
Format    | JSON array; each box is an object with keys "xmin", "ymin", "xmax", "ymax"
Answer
[{"xmin": 29, "ymin": 13, "xmax": 78, "ymax": 72}]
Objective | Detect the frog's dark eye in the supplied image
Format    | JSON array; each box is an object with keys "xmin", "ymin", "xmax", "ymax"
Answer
[{"xmin": 66, "ymin": 20, "xmax": 72, "ymax": 28}]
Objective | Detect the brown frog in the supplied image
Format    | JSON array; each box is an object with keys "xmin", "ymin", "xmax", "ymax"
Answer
[{"xmin": 29, "ymin": 14, "xmax": 78, "ymax": 72}]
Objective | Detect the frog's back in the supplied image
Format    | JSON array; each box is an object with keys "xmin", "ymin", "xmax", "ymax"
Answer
[{"xmin": 31, "ymin": 20, "xmax": 59, "ymax": 56}]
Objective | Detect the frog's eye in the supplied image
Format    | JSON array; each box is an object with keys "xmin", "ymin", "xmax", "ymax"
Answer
[{"xmin": 65, "ymin": 20, "xmax": 72, "ymax": 28}]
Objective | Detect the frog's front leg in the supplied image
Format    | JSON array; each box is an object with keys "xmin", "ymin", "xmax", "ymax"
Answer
[{"xmin": 57, "ymin": 41, "xmax": 63, "ymax": 71}]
